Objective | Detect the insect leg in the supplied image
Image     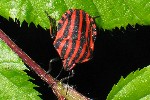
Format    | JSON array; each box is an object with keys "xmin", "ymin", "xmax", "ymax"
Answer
[
  {"xmin": 47, "ymin": 58, "xmax": 65, "ymax": 80},
  {"xmin": 60, "ymin": 70, "xmax": 75, "ymax": 82},
  {"xmin": 55, "ymin": 66, "xmax": 63, "ymax": 79},
  {"xmin": 93, "ymin": 16, "xmax": 100, "ymax": 19},
  {"xmin": 47, "ymin": 57, "xmax": 60, "ymax": 74},
  {"xmin": 45, "ymin": 11, "xmax": 57, "ymax": 39},
  {"xmin": 59, "ymin": 70, "xmax": 75, "ymax": 95}
]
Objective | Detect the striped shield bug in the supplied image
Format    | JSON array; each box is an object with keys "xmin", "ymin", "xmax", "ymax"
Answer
[{"xmin": 46, "ymin": 9, "xmax": 98, "ymax": 72}]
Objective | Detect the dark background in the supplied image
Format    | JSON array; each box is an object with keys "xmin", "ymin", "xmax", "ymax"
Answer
[{"xmin": 0, "ymin": 16, "xmax": 150, "ymax": 100}]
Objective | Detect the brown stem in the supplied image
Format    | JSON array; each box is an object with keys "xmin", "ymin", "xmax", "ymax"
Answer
[{"xmin": 0, "ymin": 29, "xmax": 56, "ymax": 86}]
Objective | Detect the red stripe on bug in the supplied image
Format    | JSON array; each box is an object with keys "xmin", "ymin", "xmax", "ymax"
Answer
[
  {"xmin": 76, "ymin": 13, "xmax": 90, "ymax": 63},
  {"xmin": 53, "ymin": 19, "xmax": 69, "ymax": 56},
  {"xmin": 59, "ymin": 10, "xmax": 72, "ymax": 24},
  {"xmin": 62, "ymin": 10, "xmax": 71, "ymax": 19},
  {"xmin": 67, "ymin": 10, "xmax": 83, "ymax": 68},
  {"xmin": 59, "ymin": 20, "xmax": 63, "ymax": 24},
  {"xmin": 64, "ymin": 10, "xmax": 76, "ymax": 59}
]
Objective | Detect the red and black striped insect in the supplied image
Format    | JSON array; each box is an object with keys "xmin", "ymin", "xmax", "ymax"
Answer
[{"xmin": 46, "ymin": 9, "xmax": 97, "ymax": 72}]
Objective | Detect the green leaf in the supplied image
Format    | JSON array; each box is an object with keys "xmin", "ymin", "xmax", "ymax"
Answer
[
  {"xmin": 0, "ymin": 0, "xmax": 150, "ymax": 29},
  {"xmin": 107, "ymin": 65, "xmax": 150, "ymax": 100},
  {"xmin": 0, "ymin": 39, "xmax": 41, "ymax": 100}
]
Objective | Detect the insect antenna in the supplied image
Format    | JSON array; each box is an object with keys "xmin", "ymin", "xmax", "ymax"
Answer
[{"xmin": 45, "ymin": 11, "xmax": 57, "ymax": 39}]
